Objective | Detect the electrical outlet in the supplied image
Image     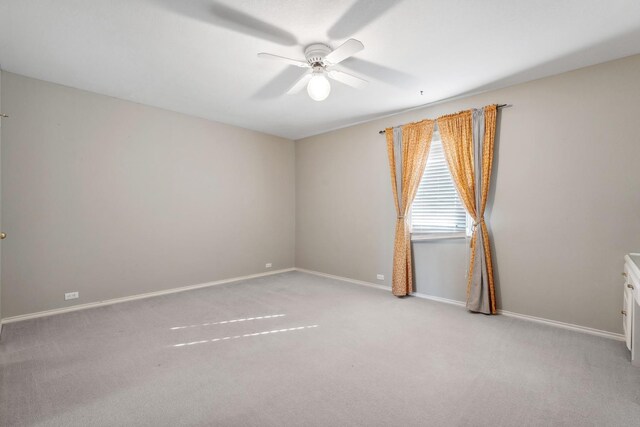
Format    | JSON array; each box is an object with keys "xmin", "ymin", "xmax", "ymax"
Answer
[
  {"xmin": 65, "ymin": 292, "xmax": 79, "ymax": 301},
  {"xmin": 376, "ymin": 274, "xmax": 384, "ymax": 280},
  {"xmin": 265, "ymin": 263, "xmax": 272, "ymax": 268}
]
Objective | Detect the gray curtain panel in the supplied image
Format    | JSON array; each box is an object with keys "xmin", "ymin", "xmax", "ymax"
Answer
[{"xmin": 468, "ymin": 108, "xmax": 491, "ymax": 314}]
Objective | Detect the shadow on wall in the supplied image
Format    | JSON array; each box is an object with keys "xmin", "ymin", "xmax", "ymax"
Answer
[{"xmin": 457, "ymin": 26, "xmax": 640, "ymax": 98}]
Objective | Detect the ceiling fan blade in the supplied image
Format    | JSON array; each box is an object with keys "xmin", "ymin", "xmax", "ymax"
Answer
[
  {"xmin": 258, "ymin": 53, "xmax": 310, "ymax": 68},
  {"xmin": 328, "ymin": 0, "xmax": 403, "ymax": 39},
  {"xmin": 210, "ymin": 3, "xmax": 298, "ymax": 46},
  {"xmin": 156, "ymin": 1, "xmax": 297, "ymax": 46},
  {"xmin": 324, "ymin": 39, "xmax": 364, "ymax": 65},
  {"xmin": 328, "ymin": 70, "xmax": 368, "ymax": 89},
  {"xmin": 287, "ymin": 72, "xmax": 313, "ymax": 94},
  {"xmin": 340, "ymin": 57, "xmax": 420, "ymax": 90},
  {"xmin": 252, "ymin": 68, "xmax": 311, "ymax": 100}
]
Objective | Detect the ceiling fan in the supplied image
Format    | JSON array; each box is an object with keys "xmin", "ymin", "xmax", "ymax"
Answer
[{"xmin": 258, "ymin": 39, "xmax": 368, "ymax": 102}]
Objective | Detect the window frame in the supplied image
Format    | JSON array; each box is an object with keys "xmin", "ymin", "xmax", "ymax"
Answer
[{"xmin": 409, "ymin": 132, "xmax": 471, "ymax": 242}]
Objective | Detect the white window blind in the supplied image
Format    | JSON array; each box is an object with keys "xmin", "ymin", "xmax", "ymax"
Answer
[{"xmin": 411, "ymin": 135, "xmax": 468, "ymax": 234}]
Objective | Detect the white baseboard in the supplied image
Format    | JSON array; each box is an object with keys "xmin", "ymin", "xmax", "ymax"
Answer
[
  {"xmin": 411, "ymin": 291, "xmax": 466, "ymax": 307},
  {"xmin": 497, "ymin": 309, "xmax": 624, "ymax": 341},
  {"xmin": 2, "ymin": 266, "xmax": 625, "ymax": 343},
  {"xmin": 0, "ymin": 268, "xmax": 295, "ymax": 325},
  {"xmin": 295, "ymin": 268, "xmax": 625, "ymax": 342},
  {"xmin": 295, "ymin": 268, "xmax": 390, "ymax": 292}
]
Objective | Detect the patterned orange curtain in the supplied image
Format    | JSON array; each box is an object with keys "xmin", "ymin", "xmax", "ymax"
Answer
[
  {"xmin": 385, "ymin": 120, "xmax": 435, "ymax": 296},
  {"xmin": 437, "ymin": 105, "xmax": 497, "ymax": 313}
]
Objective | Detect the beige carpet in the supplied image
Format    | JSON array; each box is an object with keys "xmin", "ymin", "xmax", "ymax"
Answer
[{"xmin": 1, "ymin": 271, "xmax": 639, "ymax": 426}]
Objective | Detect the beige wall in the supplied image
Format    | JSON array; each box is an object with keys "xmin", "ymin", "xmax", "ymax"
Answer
[
  {"xmin": 3, "ymin": 55, "xmax": 640, "ymax": 334},
  {"xmin": 0, "ymin": 70, "xmax": 3, "ymax": 325},
  {"xmin": 1, "ymin": 72, "xmax": 295, "ymax": 318},
  {"xmin": 296, "ymin": 54, "xmax": 640, "ymax": 334}
]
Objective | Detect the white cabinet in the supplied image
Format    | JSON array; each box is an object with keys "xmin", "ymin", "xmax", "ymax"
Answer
[
  {"xmin": 623, "ymin": 254, "xmax": 640, "ymax": 366},
  {"xmin": 623, "ymin": 268, "xmax": 633, "ymax": 350}
]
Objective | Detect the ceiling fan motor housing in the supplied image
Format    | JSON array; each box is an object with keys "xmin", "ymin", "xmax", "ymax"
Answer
[{"xmin": 304, "ymin": 44, "xmax": 332, "ymax": 67}]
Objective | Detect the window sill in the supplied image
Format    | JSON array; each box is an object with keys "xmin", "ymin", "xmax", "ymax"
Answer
[{"xmin": 411, "ymin": 232, "xmax": 467, "ymax": 242}]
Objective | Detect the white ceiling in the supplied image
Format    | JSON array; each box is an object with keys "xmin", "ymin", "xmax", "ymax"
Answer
[{"xmin": 1, "ymin": 0, "xmax": 640, "ymax": 140}]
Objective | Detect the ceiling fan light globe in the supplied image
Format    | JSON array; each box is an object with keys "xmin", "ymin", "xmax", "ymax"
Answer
[{"xmin": 307, "ymin": 74, "xmax": 331, "ymax": 101}]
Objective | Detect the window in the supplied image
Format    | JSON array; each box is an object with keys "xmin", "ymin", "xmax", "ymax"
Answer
[{"xmin": 410, "ymin": 133, "xmax": 469, "ymax": 237}]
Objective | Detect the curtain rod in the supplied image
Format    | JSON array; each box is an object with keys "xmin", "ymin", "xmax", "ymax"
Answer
[{"xmin": 377, "ymin": 104, "xmax": 509, "ymax": 135}]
